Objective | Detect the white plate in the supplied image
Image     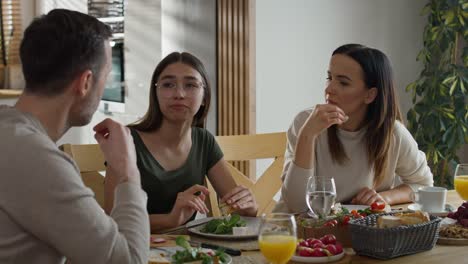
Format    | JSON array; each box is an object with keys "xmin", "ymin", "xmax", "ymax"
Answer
[
  {"xmin": 187, "ymin": 216, "xmax": 260, "ymax": 240},
  {"xmin": 407, "ymin": 203, "xmax": 454, "ymax": 217},
  {"xmin": 291, "ymin": 251, "xmax": 345, "ymax": 263}
]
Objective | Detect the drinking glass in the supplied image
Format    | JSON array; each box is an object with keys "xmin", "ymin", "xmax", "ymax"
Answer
[
  {"xmin": 258, "ymin": 213, "xmax": 297, "ymax": 264},
  {"xmin": 454, "ymin": 164, "xmax": 468, "ymax": 200},
  {"xmin": 306, "ymin": 176, "xmax": 337, "ymax": 218}
]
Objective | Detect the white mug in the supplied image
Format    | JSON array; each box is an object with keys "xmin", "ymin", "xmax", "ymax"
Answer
[{"xmin": 412, "ymin": 186, "xmax": 447, "ymax": 212}]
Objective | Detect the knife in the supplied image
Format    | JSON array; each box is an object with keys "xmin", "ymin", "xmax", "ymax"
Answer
[
  {"xmin": 160, "ymin": 217, "xmax": 213, "ymax": 234},
  {"xmin": 190, "ymin": 241, "xmax": 242, "ymax": 256}
]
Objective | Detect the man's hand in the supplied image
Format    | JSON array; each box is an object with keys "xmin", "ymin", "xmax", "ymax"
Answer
[{"xmin": 94, "ymin": 118, "xmax": 140, "ymax": 185}]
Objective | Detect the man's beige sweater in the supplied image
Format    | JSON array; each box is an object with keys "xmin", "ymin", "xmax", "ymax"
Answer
[{"xmin": 0, "ymin": 106, "xmax": 150, "ymax": 264}]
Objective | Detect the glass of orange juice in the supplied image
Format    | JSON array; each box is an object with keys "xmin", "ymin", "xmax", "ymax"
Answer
[
  {"xmin": 258, "ymin": 213, "xmax": 297, "ymax": 264},
  {"xmin": 455, "ymin": 164, "xmax": 468, "ymax": 200}
]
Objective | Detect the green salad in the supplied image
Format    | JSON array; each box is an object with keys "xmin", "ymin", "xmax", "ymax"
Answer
[
  {"xmin": 172, "ymin": 236, "xmax": 228, "ymax": 264},
  {"xmin": 201, "ymin": 214, "xmax": 247, "ymax": 234}
]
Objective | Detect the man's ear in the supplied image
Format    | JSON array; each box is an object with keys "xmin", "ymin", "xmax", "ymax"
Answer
[
  {"xmin": 73, "ymin": 70, "xmax": 93, "ymax": 97},
  {"xmin": 365, "ymin": 87, "xmax": 378, "ymax": 104}
]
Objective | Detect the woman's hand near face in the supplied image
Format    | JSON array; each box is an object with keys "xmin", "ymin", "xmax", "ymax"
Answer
[
  {"xmin": 351, "ymin": 187, "xmax": 386, "ymax": 205},
  {"xmin": 221, "ymin": 185, "xmax": 258, "ymax": 217},
  {"xmin": 300, "ymin": 104, "xmax": 348, "ymax": 137},
  {"xmin": 294, "ymin": 104, "xmax": 348, "ymax": 169},
  {"xmin": 169, "ymin": 184, "xmax": 210, "ymax": 226}
]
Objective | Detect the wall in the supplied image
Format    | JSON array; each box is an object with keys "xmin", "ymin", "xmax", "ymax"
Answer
[
  {"xmin": 256, "ymin": 0, "xmax": 428, "ymax": 134},
  {"xmin": 161, "ymin": 0, "xmax": 217, "ymax": 133}
]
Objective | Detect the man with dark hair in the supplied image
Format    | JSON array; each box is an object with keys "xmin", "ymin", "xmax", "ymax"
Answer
[{"xmin": 0, "ymin": 9, "xmax": 149, "ymax": 264}]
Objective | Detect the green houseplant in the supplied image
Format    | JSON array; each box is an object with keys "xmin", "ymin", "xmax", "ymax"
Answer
[{"xmin": 406, "ymin": 0, "xmax": 468, "ymax": 188}]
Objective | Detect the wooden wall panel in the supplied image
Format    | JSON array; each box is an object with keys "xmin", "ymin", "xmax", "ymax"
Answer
[
  {"xmin": 217, "ymin": 0, "xmax": 255, "ymax": 178},
  {"xmin": 1, "ymin": 0, "xmax": 22, "ymax": 65}
]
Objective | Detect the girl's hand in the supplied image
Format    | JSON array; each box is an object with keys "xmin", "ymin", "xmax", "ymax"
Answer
[
  {"xmin": 221, "ymin": 185, "xmax": 258, "ymax": 216},
  {"xmin": 351, "ymin": 187, "xmax": 386, "ymax": 205},
  {"xmin": 170, "ymin": 185, "xmax": 210, "ymax": 226}
]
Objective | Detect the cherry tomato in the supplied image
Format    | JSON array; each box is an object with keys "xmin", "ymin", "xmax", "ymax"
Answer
[
  {"xmin": 342, "ymin": 215, "xmax": 351, "ymax": 225},
  {"xmin": 371, "ymin": 201, "xmax": 386, "ymax": 211}
]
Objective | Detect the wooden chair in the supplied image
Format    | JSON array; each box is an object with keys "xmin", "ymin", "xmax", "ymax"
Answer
[
  {"xmin": 208, "ymin": 132, "xmax": 287, "ymax": 217},
  {"xmin": 60, "ymin": 144, "xmax": 106, "ymax": 207}
]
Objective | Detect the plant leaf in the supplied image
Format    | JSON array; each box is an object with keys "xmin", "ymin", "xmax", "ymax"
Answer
[
  {"xmin": 449, "ymin": 79, "xmax": 458, "ymax": 95},
  {"xmin": 459, "ymin": 14, "xmax": 466, "ymax": 26},
  {"xmin": 444, "ymin": 10, "xmax": 455, "ymax": 24},
  {"xmin": 460, "ymin": 78, "xmax": 466, "ymax": 93}
]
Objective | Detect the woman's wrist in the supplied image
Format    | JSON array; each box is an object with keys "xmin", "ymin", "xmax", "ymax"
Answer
[
  {"xmin": 378, "ymin": 185, "xmax": 413, "ymax": 205},
  {"xmin": 298, "ymin": 126, "xmax": 319, "ymax": 142},
  {"xmin": 294, "ymin": 131, "xmax": 317, "ymax": 169},
  {"xmin": 377, "ymin": 191, "xmax": 392, "ymax": 204}
]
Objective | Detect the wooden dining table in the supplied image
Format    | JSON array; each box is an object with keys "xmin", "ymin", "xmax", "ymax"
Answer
[{"xmin": 152, "ymin": 190, "xmax": 467, "ymax": 264}]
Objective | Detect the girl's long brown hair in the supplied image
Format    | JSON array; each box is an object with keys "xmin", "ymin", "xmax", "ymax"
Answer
[
  {"xmin": 327, "ymin": 44, "xmax": 402, "ymax": 188},
  {"xmin": 129, "ymin": 52, "xmax": 211, "ymax": 132}
]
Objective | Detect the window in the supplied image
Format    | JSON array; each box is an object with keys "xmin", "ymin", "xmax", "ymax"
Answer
[{"xmin": 0, "ymin": 0, "xmax": 22, "ymax": 66}]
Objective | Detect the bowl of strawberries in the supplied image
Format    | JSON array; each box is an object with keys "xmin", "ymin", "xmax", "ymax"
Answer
[{"xmin": 291, "ymin": 234, "xmax": 344, "ymax": 263}]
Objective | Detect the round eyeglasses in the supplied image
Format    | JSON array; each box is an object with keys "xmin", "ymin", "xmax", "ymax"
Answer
[{"xmin": 155, "ymin": 80, "xmax": 204, "ymax": 98}]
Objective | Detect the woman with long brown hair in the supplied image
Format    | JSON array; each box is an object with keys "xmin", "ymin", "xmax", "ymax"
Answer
[
  {"xmin": 276, "ymin": 44, "xmax": 433, "ymax": 213},
  {"xmin": 104, "ymin": 52, "xmax": 257, "ymax": 231}
]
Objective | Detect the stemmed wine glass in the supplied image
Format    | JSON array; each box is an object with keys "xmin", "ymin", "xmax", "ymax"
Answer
[
  {"xmin": 454, "ymin": 164, "xmax": 468, "ymax": 201},
  {"xmin": 258, "ymin": 213, "xmax": 297, "ymax": 264},
  {"xmin": 306, "ymin": 176, "xmax": 337, "ymax": 218}
]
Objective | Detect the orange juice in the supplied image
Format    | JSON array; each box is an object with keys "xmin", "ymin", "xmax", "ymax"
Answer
[
  {"xmin": 455, "ymin": 176, "xmax": 468, "ymax": 200},
  {"xmin": 258, "ymin": 235, "xmax": 297, "ymax": 264}
]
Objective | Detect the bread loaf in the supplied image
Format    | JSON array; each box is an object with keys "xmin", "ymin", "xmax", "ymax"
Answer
[
  {"xmin": 377, "ymin": 215, "xmax": 403, "ymax": 228},
  {"xmin": 377, "ymin": 211, "xmax": 430, "ymax": 228}
]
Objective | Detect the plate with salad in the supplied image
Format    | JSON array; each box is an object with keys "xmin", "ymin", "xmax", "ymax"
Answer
[{"xmin": 187, "ymin": 214, "xmax": 260, "ymax": 240}]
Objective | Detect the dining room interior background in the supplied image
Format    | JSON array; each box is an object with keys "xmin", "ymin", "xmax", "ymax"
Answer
[
  {"xmin": 0, "ymin": 0, "xmax": 25, "ymax": 90},
  {"xmin": 2, "ymin": 64, "xmax": 25, "ymax": 90}
]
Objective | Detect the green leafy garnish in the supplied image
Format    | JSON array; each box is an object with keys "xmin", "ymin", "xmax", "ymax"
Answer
[
  {"xmin": 172, "ymin": 236, "xmax": 228, "ymax": 264},
  {"xmin": 300, "ymin": 207, "xmax": 351, "ymax": 228},
  {"xmin": 201, "ymin": 214, "xmax": 247, "ymax": 234},
  {"xmin": 357, "ymin": 207, "xmax": 373, "ymax": 215}
]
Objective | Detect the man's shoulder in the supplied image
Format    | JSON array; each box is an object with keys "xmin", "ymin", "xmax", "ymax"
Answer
[
  {"xmin": 0, "ymin": 106, "xmax": 45, "ymax": 138},
  {"xmin": 0, "ymin": 107, "xmax": 78, "ymax": 177}
]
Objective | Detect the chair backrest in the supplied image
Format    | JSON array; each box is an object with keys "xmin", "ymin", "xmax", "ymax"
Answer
[
  {"xmin": 208, "ymin": 132, "xmax": 287, "ymax": 217},
  {"xmin": 60, "ymin": 144, "xmax": 106, "ymax": 207}
]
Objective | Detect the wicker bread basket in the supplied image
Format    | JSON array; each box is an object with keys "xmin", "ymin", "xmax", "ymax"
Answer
[{"xmin": 348, "ymin": 212, "xmax": 441, "ymax": 259}]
